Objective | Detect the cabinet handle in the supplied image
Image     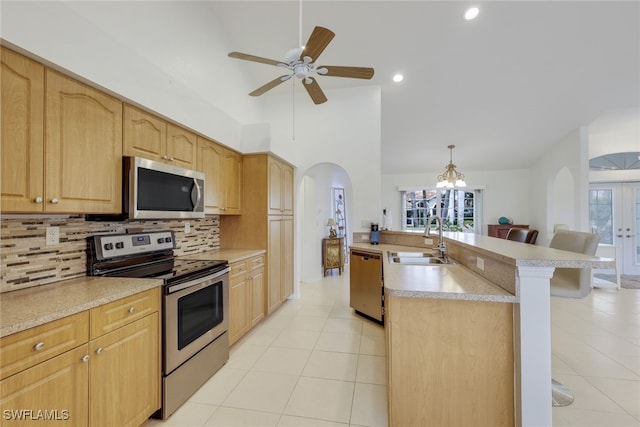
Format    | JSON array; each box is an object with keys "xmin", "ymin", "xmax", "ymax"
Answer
[
  {"xmin": 162, "ymin": 155, "xmax": 169, "ymax": 160},
  {"xmin": 50, "ymin": 198, "xmax": 59, "ymax": 204},
  {"xmin": 168, "ymin": 157, "xmax": 174, "ymax": 162},
  {"xmin": 128, "ymin": 307, "xmax": 135, "ymax": 313},
  {"xmin": 81, "ymin": 355, "xmax": 90, "ymax": 363},
  {"xmin": 95, "ymin": 347, "xmax": 103, "ymax": 355},
  {"xmin": 34, "ymin": 197, "xmax": 43, "ymax": 204},
  {"xmin": 33, "ymin": 342, "xmax": 45, "ymax": 351}
]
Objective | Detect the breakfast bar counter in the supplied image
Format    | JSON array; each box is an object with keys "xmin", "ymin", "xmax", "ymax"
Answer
[{"xmin": 351, "ymin": 230, "xmax": 614, "ymax": 427}]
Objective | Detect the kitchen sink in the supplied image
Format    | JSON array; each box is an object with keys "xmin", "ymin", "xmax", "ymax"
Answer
[
  {"xmin": 387, "ymin": 251, "xmax": 455, "ymax": 265},
  {"xmin": 387, "ymin": 251, "xmax": 438, "ymax": 258}
]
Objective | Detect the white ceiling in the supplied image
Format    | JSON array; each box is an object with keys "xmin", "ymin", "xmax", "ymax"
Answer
[{"xmin": 209, "ymin": 1, "xmax": 640, "ymax": 174}]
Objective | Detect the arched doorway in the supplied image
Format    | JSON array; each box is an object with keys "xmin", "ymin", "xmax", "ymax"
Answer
[{"xmin": 297, "ymin": 163, "xmax": 353, "ymax": 283}]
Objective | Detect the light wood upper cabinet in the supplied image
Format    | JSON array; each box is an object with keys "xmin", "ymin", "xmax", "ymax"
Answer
[
  {"xmin": 268, "ymin": 156, "xmax": 294, "ymax": 215},
  {"xmin": 2, "ymin": 50, "xmax": 122, "ymax": 214},
  {"xmin": 45, "ymin": 70, "xmax": 123, "ymax": 214},
  {"xmin": 166, "ymin": 122, "xmax": 197, "ymax": 169},
  {"xmin": 124, "ymin": 104, "xmax": 196, "ymax": 169},
  {"xmin": 223, "ymin": 149, "xmax": 243, "ymax": 214},
  {"xmin": 197, "ymin": 136, "xmax": 243, "ymax": 215},
  {"xmin": 1, "ymin": 47, "xmax": 45, "ymax": 212}
]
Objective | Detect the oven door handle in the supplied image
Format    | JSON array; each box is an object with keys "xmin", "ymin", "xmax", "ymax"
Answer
[{"xmin": 167, "ymin": 266, "xmax": 230, "ymax": 294}]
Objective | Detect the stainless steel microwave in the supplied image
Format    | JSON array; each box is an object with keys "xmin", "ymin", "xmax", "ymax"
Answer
[{"xmin": 124, "ymin": 156, "xmax": 205, "ymax": 219}]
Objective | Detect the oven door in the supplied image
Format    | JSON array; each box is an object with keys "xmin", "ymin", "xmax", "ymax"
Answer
[{"xmin": 164, "ymin": 267, "xmax": 229, "ymax": 374}]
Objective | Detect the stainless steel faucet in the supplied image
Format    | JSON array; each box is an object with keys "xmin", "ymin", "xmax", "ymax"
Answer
[{"xmin": 424, "ymin": 215, "xmax": 448, "ymax": 261}]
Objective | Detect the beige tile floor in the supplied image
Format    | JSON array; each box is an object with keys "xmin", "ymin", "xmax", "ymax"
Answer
[{"xmin": 145, "ymin": 269, "xmax": 640, "ymax": 427}]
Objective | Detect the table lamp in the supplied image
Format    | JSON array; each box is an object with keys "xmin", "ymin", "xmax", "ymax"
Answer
[{"xmin": 326, "ymin": 218, "xmax": 337, "ymax": 238}]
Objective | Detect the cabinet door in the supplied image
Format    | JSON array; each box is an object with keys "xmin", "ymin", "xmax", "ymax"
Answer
[
  {"xmin": 223, "ymin": 149, "xmax": 243, "ymax": 215},
  {"xmin": 1, "ymin": 47, "xmax": 45, "ymax": 213},
  {"xmin": 281, "ymin": 217, "xmax": 294, "ymax": 300},
  {"xmin": 268, "ymin": 158, "xmax": 283, "ymax": 215},
  {"xmin": 229, "ymin": 272, "xmax": 250, "ymax": 346},
  {"xmin": 123, "ymin": 104, "xmax": 166, "ymax": 162},
  {"xmin": 89, "ymin": 313, "xmax": 160, "ymax": 427},
  {"xmin": 45, "ymin": 70, "xmax": 122, "ymax": 213},
  {"xmin": 281, "ymin": 164, "xmax": 294, "ymax": 215},
  {"xmin": 267, "ymin": 218, "xmax": 282, "ymax": 313},
  {"xmin": 0, "ymin": 345, "xmax": 89, "ymax": 426},
  {"xmin": 167, "ymin": 123, "xmax": 196, "ymax": 169},
  {"xmin": 250, "ymin": 267, "xmax": 265, "ymax": 327},
  {"xmin": 197, "ymin": 137, "xmax": 224, "ymax": 214}
]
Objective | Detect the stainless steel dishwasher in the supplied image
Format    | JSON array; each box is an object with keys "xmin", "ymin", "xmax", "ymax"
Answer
[{"xmin": 349, "ymin": 249, "xmax": 383, "ymax": 323}]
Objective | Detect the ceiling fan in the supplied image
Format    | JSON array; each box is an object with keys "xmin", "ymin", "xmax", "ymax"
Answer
[{"xmin": 228, "ymin": 26, "xmax": 374, "ymax": 105}]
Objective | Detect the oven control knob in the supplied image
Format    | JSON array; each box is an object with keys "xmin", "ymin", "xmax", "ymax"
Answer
[
  {"xmin": 165, "ymin": 237, "xmax": 172, "ymax": 243},
  {"xmin": 115, "ymin": 242, "xmax": 124, "ymax": 249},
  {"xmin": 104, "ymin": 243, "xmax": 114, "ymax": 251},
  {"xmin": 157, "ymin": 238, "xmax": 165, "ymax": 243}
]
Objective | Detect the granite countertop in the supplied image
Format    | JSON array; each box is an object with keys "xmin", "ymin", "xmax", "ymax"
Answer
[
  {"xmin": 181, "ymin": 248, "xmax": 265, "ymax": 263},
  {"xmin": 350, "ymin": 243, "xmax": 517, "ymax": 303},
  {"xmin": 443, "ymin": 232, "xmax": 615, "ymax": 269},
  {"xmin": 0, "ymin": 276, "xmax": 162, "ymax": 338},
  {"xmin": 0, "ymin": 248, "xmax": 266, "ymax": 338}
]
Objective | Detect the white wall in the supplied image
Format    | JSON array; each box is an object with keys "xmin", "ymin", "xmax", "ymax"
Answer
[
  {"xmin": 382, "ymin": 169, "xmax": 531, "ymax": 233},
  {"xmin": 261, "ymin": 85, "xmax": 382, "ymax": 232},
  {"xmin": 529, "ymin": 127, "xmax": 590, "ymax": 244},
  {"xmin": 1, "ymin": 1, "xmax": 263, "ymax": 149}
]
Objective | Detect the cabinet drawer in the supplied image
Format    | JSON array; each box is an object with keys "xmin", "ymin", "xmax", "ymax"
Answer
[
  {"xmin": 249, "ymin": 255, "xmax": 265, "ymax": 271},
  {"xmin": 0, "ymin": 311, "xmax": 89, "ymax": 380},
  {"xmin": 90, "ymin": 288, "xmax": 160, "ymax": 339},
  {"xmin": 229, "ymin": 260, "xmax": 249, "ymax": 281}
]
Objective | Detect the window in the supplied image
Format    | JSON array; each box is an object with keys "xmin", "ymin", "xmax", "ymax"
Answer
[
  {"xmin": 589, "ymin": 189, "xmax": 613, "ymax": 244},
  {"xmin": 401, "ymin": 188, "xmax": 482, "ymax": 233}
]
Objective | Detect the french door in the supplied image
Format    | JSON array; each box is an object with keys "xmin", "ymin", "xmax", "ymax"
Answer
[{"xmin": 589, "ymin": 182, "xmax": 640, "ymax": 275}]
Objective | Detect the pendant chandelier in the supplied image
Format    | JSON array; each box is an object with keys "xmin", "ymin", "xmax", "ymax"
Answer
[{"xmin": 436, "ymin": 145, "xmax": 467, "ymax": 188}]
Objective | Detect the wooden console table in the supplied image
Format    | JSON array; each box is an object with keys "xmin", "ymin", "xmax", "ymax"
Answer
[{"xmin": 322, "ymin": 237, "xmax": 345, "ymax": 276}]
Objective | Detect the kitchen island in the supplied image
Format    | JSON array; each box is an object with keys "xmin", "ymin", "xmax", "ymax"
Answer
[{"xmin": 351, "ymin": 231, "xmax": 614, "ymax": 427}]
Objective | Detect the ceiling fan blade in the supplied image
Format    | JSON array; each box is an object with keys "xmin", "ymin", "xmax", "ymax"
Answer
[
  {"xmin": 302, "ymin": 77, "xmax": 328, "ymax": 105},
  {"xmin": 228, "ymin": 51, "xmax": 282, "ymax": 67},
  {"xmin": 319, "ymin": 66, "xmax": 375, "ymax": 79},
  {"xmin": 301, "ymin": 26, "xmax": 335, "ymax": 62},
  {"xmin": 249, "ymin": 75, "xmax": 291, "ymax": 96}
]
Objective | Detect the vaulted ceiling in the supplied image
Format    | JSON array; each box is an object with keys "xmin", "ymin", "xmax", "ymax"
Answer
[{"xmin": 210, "ymin": 1, "xmax": 640, "ymax": 174}]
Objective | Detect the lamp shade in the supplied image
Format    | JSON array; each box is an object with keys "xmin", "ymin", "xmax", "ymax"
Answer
[{"xmin": 326, "ymin": 218, "xmax": 336, "ymax": 227}]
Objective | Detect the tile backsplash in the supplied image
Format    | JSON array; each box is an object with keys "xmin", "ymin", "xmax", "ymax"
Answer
[{"xmin": 0, "ymin": 216, "xmax": 220, "ymax": 293}]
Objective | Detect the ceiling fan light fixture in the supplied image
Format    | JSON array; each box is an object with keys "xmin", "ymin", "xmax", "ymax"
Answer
[
  {"xmin": 436, "ymin": 145, "xmax": 467, "ymax": 188},
  {"xmin": 464, "ymin": 6, "xmax": 480, "ymax": 21}
]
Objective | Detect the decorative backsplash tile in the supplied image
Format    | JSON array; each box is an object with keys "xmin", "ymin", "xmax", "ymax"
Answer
[{"xmin": 0, "ymin": 216, "xmax": 220, "ymax": 293}]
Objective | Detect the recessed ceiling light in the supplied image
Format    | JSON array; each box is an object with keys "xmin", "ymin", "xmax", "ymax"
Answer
[
  {"xmin": 393, "ymin": 74, "xmax": 404, "ymax": 83},
  {"xmin": 464, "ymin": 7, "xmax": 480, "ymax": 20}
]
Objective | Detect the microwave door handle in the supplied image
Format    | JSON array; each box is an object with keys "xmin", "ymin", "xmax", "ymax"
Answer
[{"xmin": 191, "ymin": 178, "xmax": 202, "ymax": 208}]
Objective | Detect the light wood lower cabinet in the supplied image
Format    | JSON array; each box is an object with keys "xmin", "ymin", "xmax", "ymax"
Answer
[
  {"xmin": 385, "ymin": 295, "xmax": 514, "ymax": 427},
  {"xmin": 267, "ymin": 216, "xmax": 293, "ymax": 314},
  {"xmin": 228, "ymin": 255, "xmax": 265, "ymax": 346},
  {"xmin": 89, "ymin": 312, "xmax": 159, "ymax": 427},
  {"xmin": 0, "ymin": 288, "xmax": 161, "ymax": 426},
  {"xmin": 0, "ymin": 345, "xmax": 89, "ymax": 425}
]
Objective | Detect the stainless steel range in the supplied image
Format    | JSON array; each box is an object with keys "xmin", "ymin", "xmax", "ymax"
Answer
[{"xmin": 87, "ymin": 230, "xmax": 229, "ymax": 419}]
